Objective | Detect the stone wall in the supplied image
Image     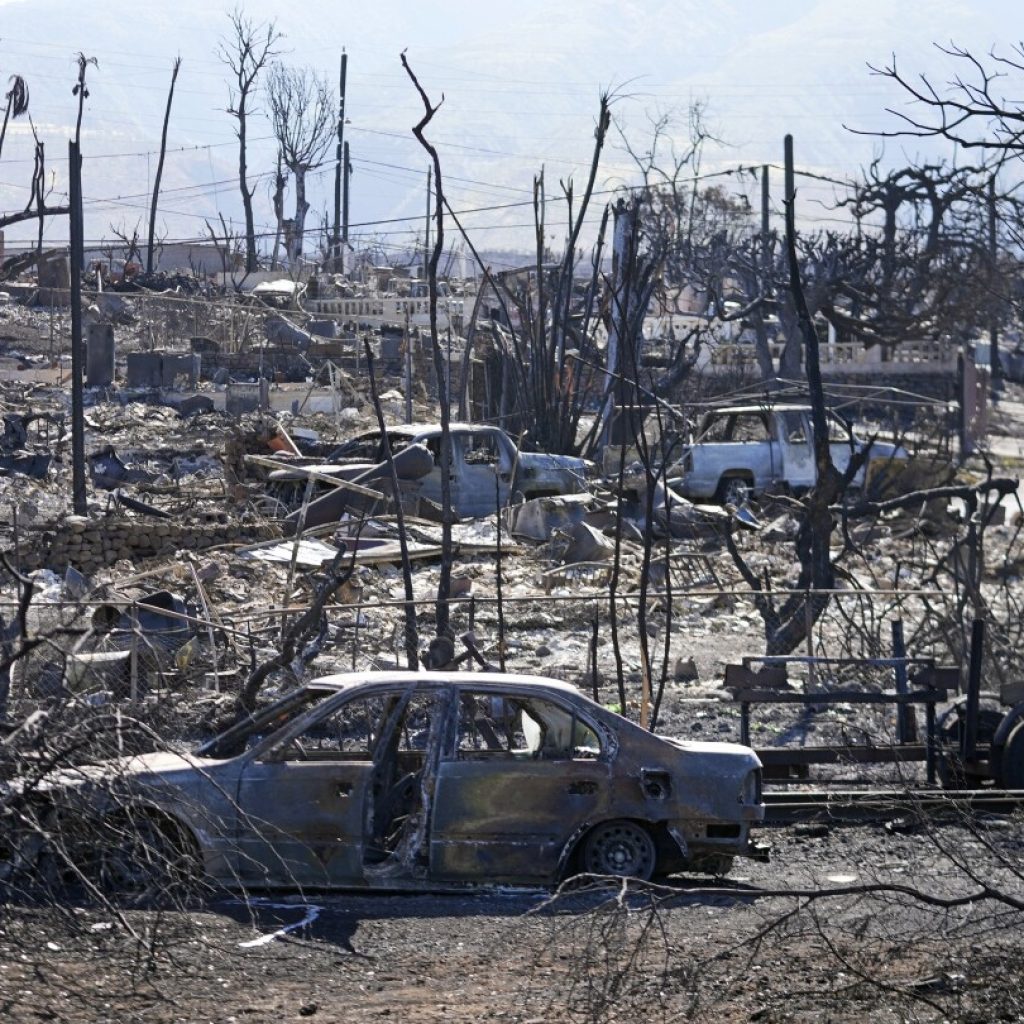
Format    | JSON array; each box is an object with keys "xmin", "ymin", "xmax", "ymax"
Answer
[{"xmin": 13, "ymin": 515, "xmax": 279, "ymax": 576}]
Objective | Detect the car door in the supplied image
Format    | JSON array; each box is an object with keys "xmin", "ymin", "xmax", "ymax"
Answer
[
  {"xmin": 411, "ymin": 433, "xmax": 462, "ymax": 514},
  {"xmin": 456, "ymin": 429, "xmax": 513, "ymax": 517},
  {"xmin": 429, "ymin": 690, "xmax": 611, "ymax": 883},
  {"xmin": 778, "ymin": 410, "xmax": 815, "ymax": 488},
  {"xmin": 233, "ymin": 693, "xmax": 385, "ymax": 887},
  {"xmin": 826, "ymin": 412, "xmax": 857, "ymax": 479}
]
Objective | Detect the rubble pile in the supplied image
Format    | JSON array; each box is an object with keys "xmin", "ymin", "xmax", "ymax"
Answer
[{"xmin": 0, "ymin": 278, "xmax": 1020, "ymax": 766}]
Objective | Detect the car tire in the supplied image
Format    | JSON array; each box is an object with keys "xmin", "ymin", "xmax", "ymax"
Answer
[
  {"xmin": 935, "ymin": 697, "xmax": 1004, "ymax": 788},
  {"xmin": 67, "ymin": 811, "xmax": 201, "ymax": 899},
  {"xmin": 581, "ymin": 820, "xmax": 656, "ymax": 881},
  {"xmin": 716, "ymin": 476, "xmax": 751, "ymax": 506},
  {"xmin": 999, "ymin": 721, "xmax": 1024, "ymax": 790}
]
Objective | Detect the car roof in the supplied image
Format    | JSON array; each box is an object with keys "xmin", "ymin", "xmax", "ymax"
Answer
[
  {"xmin": 354, "ymin": 423, "xmax": 500, "ymax": 440},
  {"xmin": 705, "ymin": 404, "xmax": 814, "ymax": 415},
  {"xmin": 305, "ymin": 670, "xmax": 584, "ymax": 698}
]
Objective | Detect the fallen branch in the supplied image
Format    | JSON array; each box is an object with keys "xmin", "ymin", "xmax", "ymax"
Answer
[{"xmin": 237, "ymin": 548, "xmax": 354, "ymax": 711}]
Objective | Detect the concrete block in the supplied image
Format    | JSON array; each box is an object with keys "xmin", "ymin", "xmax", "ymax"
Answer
[
  {"xmin": 125, "ymin": 352, "xmax": 163, "ymax": 388},
  {"xmin": 86, "ymin": 323, "xmax": 115, "ymax": 386},
  {"xmin": 125, "ymin": 351, "xmax": 200, "ymax": 389},
  {"xmin": 309, "ymin": 319, "xmax": 338, "ymax": 338},
  {"xmin": 225, "ymin": 379, "xmax": 269, "ymax": 416}
]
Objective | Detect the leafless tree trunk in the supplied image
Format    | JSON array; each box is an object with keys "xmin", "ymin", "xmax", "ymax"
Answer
[
  {"xmin": 238, "ymin": 550, "xmax": 354, "ymax": 712},
  {"xmin": 271, "ymin": 149, "xmax": 286, "ymax": 269},
  {"xmin": 72, "ymin": 53, "xmax": 96, "ymax": 148},
  {"xmin": 29, "ymin": 120, "xmax": 46, "ymax": 258},
  {"xmin": 0, "ymin": 74, "xmax": 29, "ymax": 161},
  {"xmin": 724, "ymin": 137, "xmax": 868, "ymax": 654},
  {"xmin": 363, "ymin": 338, "xmax": 419, "ymax": 670},
  {"xmin": 110, "ymin": 221, "xmax": 143, "ymax": 268},
  {"xmin": 267, "ymin": 64, "xmax": 334, "ymax": 264},
  {"xmin": 218, "ymin": 8, "xmax": 280, "ymax": 273},
  {"xmin": 401, "ymin": 53, "xmax": 455, "ymax": 642},
  {"xmin": 146, "ymin": 57, "xmax": 181, "ymax": 276}
]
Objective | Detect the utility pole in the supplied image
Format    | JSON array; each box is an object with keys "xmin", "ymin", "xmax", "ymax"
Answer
[
  {"xmin": 784, "ymin": 136, "xmax": 795, "ymax": 221},
  {"xmin": 342, "ymin": 139, "xmax": 350, "ymax": 274},
  {"xmin": 68, "ymin": 139, "xmax": 86, "ymax": 515},
  {"xmin": 753, "ymin": 163, "xmax": 773, "ymax": 383},
  {"xmin": 760, "ymin": 164, "xmax": 770, "ymax": 261},
  {"xmin": 424, "ymin": 167, "xmax": 431, "ymax": 284},
  {"xmin": 988, "ymin": 173, "xmax": 1002, "ymax": 393},
  {"xmin": 332, "ymin": 50, "xmax": 347, "ymax": 271}
]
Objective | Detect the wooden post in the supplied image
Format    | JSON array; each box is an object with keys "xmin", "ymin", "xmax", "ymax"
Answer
[
  {"xmin": 351, "ymin": 584, "xmax": 361, "ymax": 671},
  {"xmin": 68, "ymin": 139, "xmax": 87, "ymax": 515},
  {"xmin": 404, "ymin": 314, "xmax": 413, "ymax": 424},
  {"xmin": 891, "ymin": 618, "xmax": 916, "ymax": 743},
  {"xmin": 963, "ymin": 618, "xmax": 985, "ymax": 762},
  {"xmin": 129, "ymin": 605, "xmax": 139, "ymax": 704},
  {"xmin": 332, "ymin": 51, "xmax": 347, "ymax": 270},
  {"xmin": 342, "ymin": 140, "xmax": 350, "ymax": 272}
]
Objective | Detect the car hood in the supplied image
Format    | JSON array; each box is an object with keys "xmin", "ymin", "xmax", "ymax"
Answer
[
  {"xmin": 14, "ymin": 750, "xmax": 218, "ymax": 795},
  {"xmin": 109, "ymin": 750, "xmax": 224, "ymax": 780}
]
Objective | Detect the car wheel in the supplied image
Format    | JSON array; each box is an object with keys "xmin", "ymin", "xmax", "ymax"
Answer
[
  {"xmin": 999, "ymin": 721, "xmax": 1024, "ymax": 790},
  {"xmin": 935, "ymin": 698, "xmax": 1004, "ymax": 788},
  {"xmin": 68, "ymin": 811, "xmax": 200, "ymax": 899},
  {"xmin": 717, "ymin": 476, "xmax": 750, "ymax": 506},
  {"xmin": 582, "ymin": 820, "xmax": 656, "ymax": 880}
]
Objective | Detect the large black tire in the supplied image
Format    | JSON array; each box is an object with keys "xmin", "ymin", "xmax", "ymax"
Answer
[
  {"xmin": 65, "ymin": 810, "xmax": 200, "ymax": 900},
  {"xmin": 999, "ymin": 721, "xmax": 1024, "ymax": 790},
  {"xmin": 716, "ymin": 476, "xmax": 752, "ymax": 506},
  {"xmin": 935, "ymin": 698, "xmax": 1004, "ymax": 789},
  {"xmin": 581, "ymin": 820, "xmax": 656, "ymax": 881}
]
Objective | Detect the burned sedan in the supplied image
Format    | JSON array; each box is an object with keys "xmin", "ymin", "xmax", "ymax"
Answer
[{"xmin": 6, "ymin": 673, "xmax": 765, "ymax": 891}]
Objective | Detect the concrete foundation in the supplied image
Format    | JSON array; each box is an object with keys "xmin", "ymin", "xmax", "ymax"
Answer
[{"xmin": 125, "ymin": 351, "xmax": 200, "ymax": 388}]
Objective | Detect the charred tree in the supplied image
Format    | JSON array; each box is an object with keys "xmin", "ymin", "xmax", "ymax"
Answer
[
  {"xmin": 218, "ymin": 8, "xmax": 280, "ymax": 273},
  {"xmin": 401, "ymin": 52, "xmax": 455, "ymax": 643},
  {"xmin": 267, "ymin": 64, "xmax": 334, "ymax": 265},
  {"xmin": 723, "ymin": 137, "xmax": 870, "ymax": 654},
  {"xmin": 146, "ymin": 57, "xmax": 181, "ymax": 276},
  {"xmin": 0, "ymin": 73, "xmax": 28, "ymax": 161}
]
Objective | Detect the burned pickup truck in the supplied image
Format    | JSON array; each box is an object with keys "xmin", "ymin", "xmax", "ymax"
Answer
[
  {"xmin": 265, "ymin": 423, "xmax": 593, "ymax": 523},
  {"xmin": 670, "ymin": 403, "xmax": 907, "ymax": 504},
  {"xmin": 1, "ymin": 672, "xmax": 766, "ymax": 892}
]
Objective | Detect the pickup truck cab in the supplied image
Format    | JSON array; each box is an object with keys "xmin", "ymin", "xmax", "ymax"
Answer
[
  {"xmin": 328, "ymin": 423, "xmax": 593, "ymax": 519},
  {"xmin": 670, "ymin": 404, "xmax": 906, "ymax": 504}
]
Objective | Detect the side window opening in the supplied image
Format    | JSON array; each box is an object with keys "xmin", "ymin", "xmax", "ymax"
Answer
[
  {"xmin": 463, "ymin": 433, "xmax": 502, "ymax": 466},
  {"xmin": 826, "ymin": 413, "xmax": 853, "ymax": 444},
  {"xmin": 780, "ymin": 411, "xmax": 808, "ymax": 445},
  {"xmin": 731, "ymin": 413, "xmax": 773, "ymax": 442},
  {"xmin": 455, "ymin": 693, "xmax": 602, "ymax": 761},
  {"xmin": 262, "ymin": 694, "xmax": 389, "ymax": 762}
]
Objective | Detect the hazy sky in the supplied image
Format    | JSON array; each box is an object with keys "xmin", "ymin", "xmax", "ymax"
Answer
[{"xmin": 0, "ymin": 0, "xmax": 1018, "ymax": 261}]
